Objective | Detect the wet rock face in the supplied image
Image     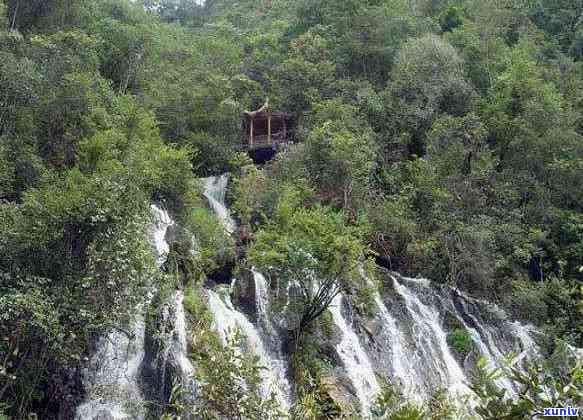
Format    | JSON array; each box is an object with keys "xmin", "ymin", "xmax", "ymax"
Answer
[
  {"xmin": 142, "ymin": 293, "xmax": 177, "ymax": 416},
  {"xmin": 206, "ymin": 259, "xmax": 236, "ymax": 286},
  {"xmin": 230, "ymin": 268, "xmax": 257, "ymax": 319},
  {"xmin": 142, "ymin": 290, "xmax": 197, "ymax": 419},
  {"xmin": 320, "ymin": 371, "xmax": 359, "ymax": 410}
]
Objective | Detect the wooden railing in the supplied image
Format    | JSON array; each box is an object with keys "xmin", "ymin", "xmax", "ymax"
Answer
[{"xmin": 245, "ymin": 130, "xmax": 295, "ymax": 150}]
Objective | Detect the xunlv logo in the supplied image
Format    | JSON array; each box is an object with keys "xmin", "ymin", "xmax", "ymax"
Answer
[{"xmin": 540, "ymin": 406, "xmax": 579, "ymax": 417}]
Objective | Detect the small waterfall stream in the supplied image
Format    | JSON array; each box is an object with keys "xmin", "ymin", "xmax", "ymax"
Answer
[
  {"xmin": 391, "ymin": 276, "xmax": 471, "ymax": 398},
  {"xmin": 329, "ymin": 293, "xmax": 380, "ymax": 416},
  {"xmin": 170, "ymin": 291, "xmax": 196, "ymax": 396},
  {"xmin": 202, "ymin": 176, "xmax": 292, "ymax": 412},
  {"xmin": 207, "ymin": 289, "xmax": 291, "ymax": 410},
  {"xmin": 372, "ymin": 290, "xmax": 423, "ymax": 399},
  {"xmin": 76, "ymin": 205, "xmax": 173, "ymax": 420},
  {"xmin": 452, "ymin": 296, "xmax": 518, "ymax": 393},
  {"xmin": 253, "ymin": 270, "xmax": 293, "ymax": 407},
  {"xmin": 203, "ymin": 175, "xmax": 235, "ymax": 233}
]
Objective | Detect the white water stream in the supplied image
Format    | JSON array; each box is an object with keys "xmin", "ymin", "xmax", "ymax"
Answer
[
  {"xmin": 391, "ymin": 276, "xmax": 471, "ymax": 398},
  {"xmin": 202, "ymin": 176, "xmax": 292, "ymax": 412},
  {"xmin": 207, "ymin": 289, "xmax": 291, "ymax": 410},
  {"xmin": 372, "ymin": 290, "xmax": 423, "ymax": 400},
  {"xmin": 76, "ymin": 205, "xmax": 173, "ymax": 420},
  {"xmin": 170, "ymin": 291, "xmax": 196, "ymax": 395},
  {"xmin": 203, "ymin": 175, "xmax": 235, "ymax": 233},
  {"xmin": 329, "ymin": 293, "xmax": 380, "ymax": 416},
  {"xmin": 76, "ymin": 177, "xmax": 548, "ymax": 418}
]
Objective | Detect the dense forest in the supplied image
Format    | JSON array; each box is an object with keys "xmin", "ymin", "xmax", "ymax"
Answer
[{"xmin": 0, "ymin": 0, "xmax": 582, "ymax": 419}]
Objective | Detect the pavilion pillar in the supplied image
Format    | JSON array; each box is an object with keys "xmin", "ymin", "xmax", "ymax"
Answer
[
  {"xmin": 249, "ymin": 118, "xmax": 254, "ymax": 147},
  {"xmin": 268, "ymin": 114, "xmax": 272, "ymax": 144}
]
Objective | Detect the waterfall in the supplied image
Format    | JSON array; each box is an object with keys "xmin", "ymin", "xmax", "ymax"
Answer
[
  {"xmin": 510, "ymin": 322, "xmax": 541, "ymax": 363},
  {"xmin": 206, "ymin": 289, "xmax": 290, "ymax": 410},
  {"xmin": 76, "ymin": 205, "xmax": 173, "ymax": 420},
  {"xmin": 197, "ymin": 173, "xmax": 544, "ymax": 414},
  {"xmin": 452, "ymin": 288, "xmax": 541, "ymax": 381},
  {"xmin": 202, "ymin": 176, "xmax": 291, "ymax": 411},
  {"xmin": 170, "ymin": 291, "xmax": 196, "ymax": 396},
  {"xmin": 390, "ymin": 276, "xmax": 471, "ymax": 399},
  {"xmin": 371, "ymin": 291, "xmax": 423, "ymax": 400},
  {"xmin": 329, "ymin": 293, "xmax": 380, "ymax": 416},
  {"xmin": 202, "ymin": 175, "xmax": 235, "ymax": 234},
  {"xmin": 366, "ymin": 273, "xmax": 542, "ymax": 405},
  {"xmin": 150, "ymin": 204, "xmax": 173, "ymax": 265},
  {"xmin": 452, "ymin": 296, "xmax": 518, "ymax": 393},
  {"xmin": 253, "ymin": 270, "xmax": 293, "ymax": 407}
]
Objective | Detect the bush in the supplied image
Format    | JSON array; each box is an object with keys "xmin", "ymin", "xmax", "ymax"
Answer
[
  {"xmin": 183, "ymin": 286, "xmax": 213, "ymax": 329},
  {"xmin": 447, "ymin": 328, "xmax": 472, "ymax": 355}
]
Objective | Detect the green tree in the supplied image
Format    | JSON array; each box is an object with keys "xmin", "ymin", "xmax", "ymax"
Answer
[
  {"xmin": 275, "ymin": 29, "xmax": 335, "ymax": 115},
  {"xmin": 471, "ymin": 354, "xmax": 583, "ymax": 419},
  {"xmin": 385, "ymin": 34, "xmax": 475, "ymax": 156},
  {"xmin": 305, "ymin": 100, "xmax": 376, "ymax": 210},
  {"xmin": 249, "ymin": 193, "xmax": 367, "ymax": 342},
  {"xmin": 187, "ymin": 328, "xmax": 282, "ymax": 419}
]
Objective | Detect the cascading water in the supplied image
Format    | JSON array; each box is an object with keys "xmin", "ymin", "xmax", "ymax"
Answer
[
  {"xmin": 197, "ymin": 173, "xmax": 544, "ymax": 414},
  {"xmin": 76, "ymin": 205, "xmax": 173, "ymax": 420},
  {"xmin": 452, "ymin": 289, "xmax": 542, "ymax": 391},
  {"xmin": 202, "ymin": 176, "xmax": 291, "ymax": 412},
  {"xmin": 150, "ymin": 205, "xmax": 173, "ymax": 266},
  {"xmin": 73, "ymin": 173, "xmax": 548, "ymax": 419},
  {"xmin": 253, "ymin": 270, "xmax": 293, "ymax": 406},
  {"xmin": 203, "ymin": 175, "xmax": 235, "ymax": 233},
  {"xmin": 207, "ymin": 289, "xmax": 291, "ymax": 410},
  {"xmin": 329, "ymin": 293, "xmax": 380, "ymax": 416},
  {"xmin": 390, "ymin": 276, "xmax": 471, "ymax": 398},
  {"xmin": 371, "ymin": 290, "xmax": 423, "ymax": 400},
  {"xmin": 452, "ymin": 295, "xmax": 518, "ymax": 393},
  {"xmin": 169, "ymin": 291, "xmax": 196, "ymax": 396},
  {"xmin": 364, "ymin": 272, "xmax": 542, "ymax": 406}
]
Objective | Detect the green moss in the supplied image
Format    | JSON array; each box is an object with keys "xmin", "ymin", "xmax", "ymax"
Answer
[
  {"xmin": 291, "ymin": 336, "xmax": 340, "ymax": 418},
  {"xmin": 183, "ymin": 286, "xmax": 213, "ymax": 330},
  {"xmin": 447, "ymin": 328, "xmax": 472, "ymax": 354},
  {"xmin": 353, "ymin": 285, "xmax": 376, "ymax": 318}
]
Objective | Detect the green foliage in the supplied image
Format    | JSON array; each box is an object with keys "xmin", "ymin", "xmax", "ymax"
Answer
[
  {"xmin": 426, "ymin": 113, "xmax": 492, "ymax": 179},
  {"xmin": 304, "ymin": 99, "xmax": 377, "ymax": 210},
  {"xmin": 385, "ymin": 34, "xmax": 475, "ymax": 156},
  {"xmin": 471, "ymin": 355, "xmax": 583, "ymax": 419},
  {"xmin": 249, "ymin": 199, "xmax": 367, "ymax": 335},
  {"xmin": 183, "ymin": 286, "xmax": 213, "ymax": 329},
  {"xmin": 180, "ymin": 192, "xmax": 236, "ymax": 277},
  {"xmin": 190, "ymin": 329, "xmax": 283, "ymax": 419},
  {"xmin": 167, "ymin": 286, "xmax": 283, "ymax": 419},
  {"xmin": 447, "ymin": 328, "xmax": 472, "ymax": 354},
  {"xmin": 275, "ymin": 29, "xmax": 335, "ymax": 114},
  {"xmin": 371, "ymin": 382, "xmax": 425, "ymax": 419},
  {"xmin": 371, "ymin": 381, "xmax": 465, "ymax": 419},
  {"xmin": 5, "ymin": 0, "xmax": 93, "ymax": 33},
  {"xmin": 231, "ymin": 164, "xmax": 269, "ymax": 228},
  {"xmin": 439, "ymin": 5, "xmax": 465, "ymax": 33},
  {"xmin": 290, "ymin": 336, "xmax": 341, "ymax": 419},
  {"xmin": 508, "ymin": 278, "xmax": 583, "ymax": 345}
]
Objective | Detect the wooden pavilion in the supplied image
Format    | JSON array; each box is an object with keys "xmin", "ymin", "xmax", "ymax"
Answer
[{"xmin": 242, "ymin": 100, "xmax": 295, "ymax": 150}]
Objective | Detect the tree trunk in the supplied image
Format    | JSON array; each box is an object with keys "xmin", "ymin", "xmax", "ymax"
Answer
[{"xmin": 10, "ymin": 0, "xmax": 19, "ymax": 31}]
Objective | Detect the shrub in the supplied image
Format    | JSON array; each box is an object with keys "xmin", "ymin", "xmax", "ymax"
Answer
[{"xmin": 447, "ymin": 328, "xmax": 472, "ymax": 355}]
